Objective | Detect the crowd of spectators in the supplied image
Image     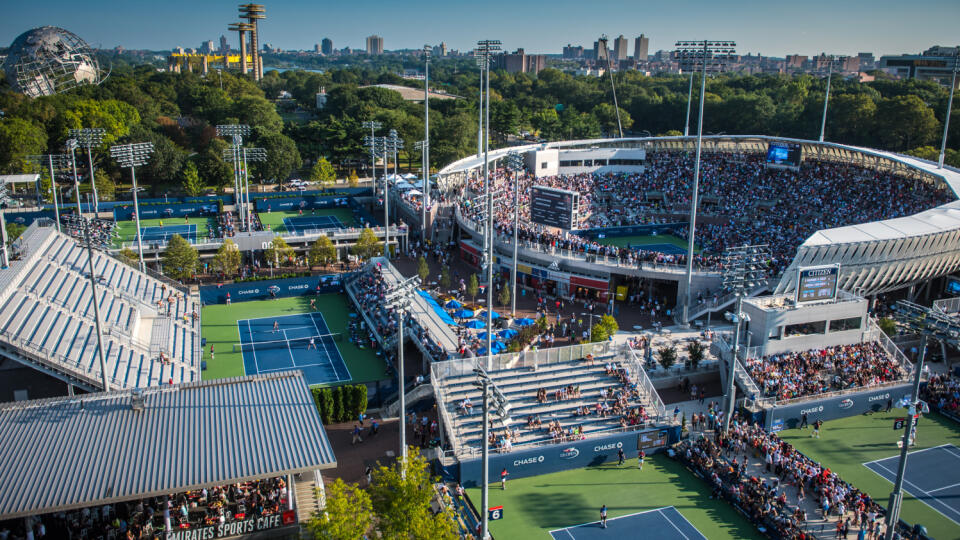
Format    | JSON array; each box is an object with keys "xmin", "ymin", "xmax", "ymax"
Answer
[
  {"xmin": 922, "ymin": 372, "xmax": 960, "ymax": 419},
  {"xmin": 5, "ymin": 478, "xmax": 290, "ymax": 540},
  {"xmin": 457, "ymin": 153, "xmax": 953, "ymax": 276},
  {"xmin": 676, "ymin": 422, "xmax": 887, "ymax": 540},
  {"xmin": 745, "ymin": 342, "xmax": 906, "ymax": 401}
]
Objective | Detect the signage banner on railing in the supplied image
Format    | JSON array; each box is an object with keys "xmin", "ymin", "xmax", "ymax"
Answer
[
  {"xmin": 763, "ymin": 383, "xmax": 913, "ymax": 431},
  {"xmin": 199, "ymin": 274, "xmax": 344, "ymax": 304},
  {"xmin": 576, "ymin": 222, "xmax": 686, "ymax": 240},
  {"xmin": 457, "ymin": 426, "xmax": 679, "ymax": 487},
  {"xmin": 113, "ymin": 202, "xmax": 219, "ymax": 221}
]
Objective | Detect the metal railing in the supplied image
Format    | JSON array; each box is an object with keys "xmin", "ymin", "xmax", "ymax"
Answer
[
  {"xmin": 623, "ymin": 344, "xmax": 667, "ymax": 420},
  {"xmin": 432, "ymin": 341, "xmax": 613, "ymax": 380},
  {"xmin": 865, "ymin": 318, "xmax": 915, "ymax": 377},
  {"xmin": 0, "ymin": 328, "xmax": 123, "ymax": 389},
  {"xmin": 934, "ymin": 296, "xmax": 960, "ymax": 314}
]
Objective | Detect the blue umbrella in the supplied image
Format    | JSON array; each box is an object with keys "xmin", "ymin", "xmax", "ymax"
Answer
[
  {"xmin": 514, "ymin": 318, "xmax": 535, "ymax": 327},
  {"xmin": 463, "ymin": 320, "xmax": 486, "ymax": 329},
  {"xmin": 452, "ymin": 309, "xmax": 475, "ymax": 318},
  {"xmin": 498, "ymin": 328, "xmax": 518, "ymax": 339},
  {"xmin": 478, "ymin": 341, "xmax": 506, "ymax": 355},
  {"xmin": 477, "ymin": 331, "xmax": 493, "ymax": 340},
  {"xmin": 487, "ymin": 310, "xmax": 501, "ymax": 319},
  {"xmin": 444, "ymin": 299, "xmax": 462, "ymax": 309}
]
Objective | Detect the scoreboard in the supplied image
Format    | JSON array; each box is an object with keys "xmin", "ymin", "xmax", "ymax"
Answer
[
  {"xmin": 796, "ymin": 265, "xmax": 840, "ymax": 303},
  {"xmin": 530, "ymin": 185, "xmax": 579, "ymax": 230}
]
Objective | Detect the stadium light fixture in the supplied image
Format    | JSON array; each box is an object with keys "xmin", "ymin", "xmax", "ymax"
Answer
[
  {"xmin": 505, "ymin": 152, "xmax": 525, "ymax": 316},
  {"xmin": 938, "ymin": 49, "xmax": 959, "ymax": 169},
  {"xmin": 674, "ymin": 40, "xmax": 736, "ymax": 327},
  {"xmin": 414, "ymin": 140, "xmax": 430, "ymax": 236},
  {"xmin": 474, "ymin": 363, "xmax": 510, "ymax": 540},
  {"xmin": 361, "ymin": 120, "xmax": 383, "ymax": 193},
  {"xmin": 69, "ymin": 128, "xmax": 106, "ymax": 214},
  {"xmin": 817, "ymin": 55, "xmax": 841, "ymax": 143},
  {"xmin": 216, "ymin": 125, "xmax": 251, "ymax": 229},
  {"xmin": 719, "ymin": 244, "xmax": 769, "ymax": 432},
  {"xmin": 384, "ymin": 275, "xmax": 421, "ymax": 474},
  {"xmin": 241, "ymin": 147, "xmax": 267, "ymax": 232},
  {"xmin": 28, "ymin": 154, "xmax": 72, "ymax": 232},
  {"xmin": 423, "ymin": 45, "xmax": 432, "ymax": 220},
  {"xmin": 110, "ymin": 142, "xmax": 154, "ymax": 273},
  {"xmin": 883, "ymin": 301, "xmax": 960, "ymax": 540}
]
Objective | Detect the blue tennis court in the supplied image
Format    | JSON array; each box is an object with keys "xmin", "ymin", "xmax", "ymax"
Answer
[
  {"xmin": 140, "ymin": 224, "xmax": 196, "ymax": 242},
  {"xmin": 237, "ymin": 312, "xmax": 351, "ymax": 386},
  {"xmin": 549, "ymin": 506, "xmax": 706, "ymax": 540},
  {"xmin": 283, "ymin": 215, "xmax": 345, "ymax": 233},
  {"xmin": 864, "ymin": 444, "xmax": 960, "ymax": 525}
]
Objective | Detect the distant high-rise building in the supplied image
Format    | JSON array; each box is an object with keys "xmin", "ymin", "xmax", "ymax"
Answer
[
  {"xmin": 612, "ymin": 35, "xmax": 628, "ymax": 61},
  {"xmin": 492, "ymin": 49, "xmax": 546, "ymax": 74},
  {"xmin": 314, "ymin": 44, "xmax": 321, "ymax": 53},
  {"xmin": 593, "ymin": 40, "xmax": 609, "ymax": 61},
  {"xmin": 785, "ymin": 55, "xmax": 807, "ymax": 69},
  {"xmin": 201, "ymin": 40, "xmax": 215, "ymax": 54},
  {"xmin": 857, "ymin": 52, "xmax": 876, "ymax": 70},
  {"xmin": 219, "ymin": 35, "xmax": 229, "ymax": 54},
  {"xmin": 633, "ymin": 34, "xmax": 649, "ymax": 62},
  {"xmin": 321, "ymin": 38, "xmax": 333, "ymax": 55},
  {"xmin": 366, "ymin": 35, "xmax": 384, "ymax": 55},
  {"xmin": 563, "ymin": 44, "xmax": 584, "ymax": 59},
  {"xmin": 439, "ymin": 42, "xmax": 448, "ymax": 57}
]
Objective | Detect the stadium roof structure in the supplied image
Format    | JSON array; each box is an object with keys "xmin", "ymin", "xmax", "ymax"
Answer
[
  {"xmin": 0, "ymin": 371, "xmax": 335, "ymax": 520},
  {"xmin": 0, "ymin": 174, "xmax": 40, "ymax": 185}
]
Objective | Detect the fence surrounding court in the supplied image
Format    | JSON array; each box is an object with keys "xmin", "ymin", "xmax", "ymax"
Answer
[
  {"xmin": 198, "ymin": 274, "xmax": 344, "ymax": 304},
  {"xmin": 112, "ymin": 202, "xmax": 219, "ymax": 221}
]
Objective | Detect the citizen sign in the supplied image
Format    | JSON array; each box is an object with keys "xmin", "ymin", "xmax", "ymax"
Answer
[
  {"xmin": 513, "ymin": 455, "xmax": 545, "ymax": 466},
  {"xmin": 806, "ymin": 269, "xmax": 834, "ymax": 277},
  {"xmin": 165, "ymin": 514, "xmax": 285, "ymax": 540},
  {"xmin": 800, "ymin": 405, "xmax": 824, "ymax": 415},
  {"xmin": 594, "ymin": 442, "xmax": 623, "ymax": 452}
]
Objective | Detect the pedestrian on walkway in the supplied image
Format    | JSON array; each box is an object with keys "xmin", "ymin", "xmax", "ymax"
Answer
[
  {"xmin": 351, "ymin": 423, "xmax": 363, "ymax": 445},
  {"xmin": 800, "ymin": 412, "xmax": 808, "ymax": 429},
  {"xmin": 617, "ymin": 448, "xmax": 625, "ymax": 466}
]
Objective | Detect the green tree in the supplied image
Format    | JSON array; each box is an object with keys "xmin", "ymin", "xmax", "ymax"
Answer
[
  {"xmin": 439, "ymin": 265, "xmax": 451, "ymax": 291},
  {"xmin": 351, "ymin": 226, "xmax": 382, "ymax": 260},
  {"xmin": 93, "ymin": 171, "xmax": 115, "ymax": 202},
  {"xmin": 367, "ymin": 448, "xmax": 458, "ymax": 540},
  {"xmin": 265, "ymin": 236, "xmax": 296, "ymax": 267},
  {"xmin": 467, "ymin": 273, "xmax": 479, "ymax": 303},
  {"xmin": 180, "ymin": 161, "xmax": 204, "ymax": 196},
  {"xmin": 348, "ymin": 169, "xmax": 360, "ymax": 188},
  {"xmin": 875, "ymin": 95, "xmax": 939, "ymax": 150},
  {"xmin": 304, "ymin": 478, "xmax": 372, "ymax": 540},
  {"xmin": 4, "ymin": 223, "xmax": 26, "ymax": 245},
  {"xmin": 211, "ymin": 238, "xmax": 242, "ymax": 276},
  {"xmin": 499, "ymin": 284, "xmax": 511, "ymax": 307},
  {"xmin": 657, "ymin": 345, "xmax": 678, "ymax": 370},
  {"xmin": 162, "ymin": 234, "xmax": 199, "ymax": 280},
  {"xmin": 686, "ymin": 341, "xmax": 706, "ymax": 369},
  {"xmin": 417, "ymin": 256, "xmax": 430, "ymax": 283},
  {"xmin": 0, "ymin": 118, "xmax": 47, "ymax": 174},
  {"xmin": 309, "ymin": 235, "xmax": 338, "ymax": 267},
  {"xmin": 255, "ymin": 129, "xmax": 302, "ymax": 184},
  {"xmin": 310, "ymin": 156, "xmax": 337, "ymax": 191},
  {"xmin": 878, "ymin": 317, "xmax": 897, "ymax": 337},
  {"xmin": 117, "ymin": 248, "xmax": 139, "ymax": 268},
  {"xmin": 195, "ymin": 142, "xmax": 233, "ymax": 194}
]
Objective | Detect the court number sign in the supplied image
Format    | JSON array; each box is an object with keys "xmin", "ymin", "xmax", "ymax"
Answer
[
  {"xmin": 488, "ymin": 506, "xmax": 503, "ymax": 521},
  {"xmin": 893, "ymin": 418, "xmax": 906, "ymax": 430}
]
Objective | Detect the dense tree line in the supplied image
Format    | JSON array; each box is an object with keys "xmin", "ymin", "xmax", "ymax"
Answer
[{"xmin": 1, "ymin": 59, "xmax": 958, "ymax": 199}]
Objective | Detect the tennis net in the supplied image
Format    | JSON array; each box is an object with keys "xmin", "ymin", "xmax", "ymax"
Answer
[{"xmin": 233, "ymin": 332, "xmax": 342, "ymax": 353}]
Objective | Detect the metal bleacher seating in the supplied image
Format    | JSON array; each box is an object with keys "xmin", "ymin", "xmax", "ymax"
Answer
[
  {"xmin": 440, "ymin": 354, "xmax": 664, "ymax": 452},
  {"xmin": 0, "ymin": 223, "xmax": 201, "ymax": 391}
]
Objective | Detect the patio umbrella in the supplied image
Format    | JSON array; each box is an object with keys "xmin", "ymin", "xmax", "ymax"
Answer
[
  {"xmin": 486, "ymin": 310, "xmax": 500, "ymax": 319},
  {"xmin": 444, "ymin": 299, "xmax": 462, "ymax": 309},
  {"xmin": 478, "ymin": 341, "xmax": 506, "ymax": 355},
  {"xmin": 463, "ymin": 320, "xmax": 486, "ymax": 329},
  {"xmin": 514, "ymin": 318, "xmax": 535, "ymax": 327},
  {"xmin": 452, "ymin": 309, "xmax": 474, "ymax": 318},
  {"xmin": 498, "ymin": 328, "xmax": 518, "ymax": 339}
]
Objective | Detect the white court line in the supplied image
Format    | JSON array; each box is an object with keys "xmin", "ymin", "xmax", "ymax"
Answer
[
  {"xmin": 929, "ymin": 481, "xmax": 960, "ymax": 493},
  {"xmin": 657, "ymin": 509, "xmax": 691, "ymax": 540},
  {"xmin": 311, "ymin": 312, "xmax": 352, "ymax": 383},
  {"xmin": 870, "ymin": 460, "xmax": 960, "ymax": 526},
  {"xmin": 548, "ymin": 506, "xmax": 693, "ymax": 536},
  {"xmin": 861, "ymin": 444, "xmax": 956, "ymax": 466},
  {"xmin": 660, "ymin": 507, "xmax": 708, "ymax": 540},
  {"xmin": 246, "ymin": 320, "xmax": 260, "ymax": 375},
  {"xmin": 257, "ymin": 362, "xmax": 330, "ymax": 374}
]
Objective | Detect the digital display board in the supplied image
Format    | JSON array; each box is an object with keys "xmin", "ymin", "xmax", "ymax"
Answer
[
  {"xmin": 946, "ymin": 277, "xmax": 960, "ymax": 295},
  {"xmin": 796, "ymin": 265, "xmax": 840, "ymax": 303},
  {"xmin": 766, "ymin": 142, "xmax": 802, "ymax": 167},
  {"xmin": 637, "ymin": 429, "xmax": 670, "ymax": 450},
  {"xmin": 530, "ymin": 185, "xmax": 579, "ymax": 230}
]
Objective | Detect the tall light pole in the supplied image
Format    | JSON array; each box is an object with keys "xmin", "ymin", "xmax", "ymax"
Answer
[
  {"xmin": 473, "ymin": 366, "xmax": 510, "ymax": 540},
  {"xmin": 384, "ymin": 275, "xmax": 421, "ymax": 472},
  {"xmin": 675, "ymin": 40, "xmax": 736, "ymax": 325},
  {"xmin": 69, "ymin": 128, "xmax": 106, "ymax": 214},
  {"xmin": 684, "ymin": 70, "xmax": 695, "ymax": 137},
  {"xmin": 719, "ymin": 244, "xmax": 769, "ymax": 432},
  {"xmin": 362, "ymin": 120, "xmax": 383, "ymax": 192},
  {"xmin": 110, "ymin": 143, "xmax": 154, "ymax": 273},
  {"xmin": 818, "ymin": 55, "xmax": 837, "ymax": 143},
  {"xmin": 414, "ymin": 140, "xmax": 429, "ymax": 237},
  {"xmin": 384, "ymin": 131, "xmax": 403, "ymax": 258},
  {"xmin": 28, "ymin": 154, "xmax": 70, "ymax": 232},
  {"xmin": 423, "ymin": 45, "xmax": 431, "ymax": 216},
  {"xmin": 598, "ymin": 35, "xmax": 624, "ymax": 138},
  {"xmin": 505, "ymin": 152, "xmax": 525, "ymax": 316},
  {"xmin": 938, "ymin": 50, "xmax": 959, "ymax": 169},
  {"xmin": 241, "ymin": 147, "xmax": 267, "ymax": 231},
  {"xmin": 216, "ymin": 124, "xmax": 251, "ymax": 230},
  {"xmin": 883, "ymin": 301, "xmax": 960, "ymax": 540}
]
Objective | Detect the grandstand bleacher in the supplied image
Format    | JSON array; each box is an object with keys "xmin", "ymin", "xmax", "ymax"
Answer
[{"xmin": 0, "ymin": 223, "xmax": 201, "ymax": 390}]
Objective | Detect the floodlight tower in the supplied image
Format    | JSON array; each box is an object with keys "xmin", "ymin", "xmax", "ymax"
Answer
[
  {"xmin": 361, "ymin": 120, "xmax": 383, "ymax": 193},
  {"xmin": 69, "ymin": 128, "xmax": 106, "ymax": 214},
  {"xmin": 216, "ymin": 124, "xmax": 251, "ymax": 229},
  {"xmin": 414, "ymin": 140, "xmax": 429, "ymax": 236},
  {"xmin": 719, "ymin": 244, "xmax": 770, "ymax": 432},
  {"xmin": 818, "ymin": 55, "xmax": 839, "ymax": 143},
  {"xmin": 241, "ymin": 147, "xmax": 267, "ymax": 231},
  {"xmin": 110, "ymin": 142, "xmax": 154, "ymax": 273},
  {"xmin": 474, "ymin": 366, "xmax": 510, "ymax": 540},
  {"xmin": 28, "ymin": 154, "xmax": 71, "ymax": 232},
  {"xmin": 384, "ymin": 130, "xmax": 404, "ymax": 258},
  {"xmin": 239, "ymin": 4, "xmax": 266, "ymax": 80},
  {"xmin": 505, "ymin": 152, "xmax": 525, "ymax": 316},
  {"xmin": 228, "ymin": 22, "xmax": 254, "ymax": 75},
  {"xmin": 938, "ymin": 49, "xmax": 959, "ymax": 169},
  {"xmin": 474, "ymin": 51, "xmax": 487, "ymax": 157},
  {"xmin": 597, "ymin": 35, "xmax": 623, "ymax": 138},
  {"xmin": 422, "ymin": 45, "xmax": 432, "ymax": 217},
  {"xmin": 674, "ymin": 40, "xmax": 737, "ymax": 326},
  {"xmin": 883, "ymin": 301, "xmax": 960, "ymax": 540},
  {"xmin": 384, "ymin": 275, "xmax": 421, "ymax": 469}
]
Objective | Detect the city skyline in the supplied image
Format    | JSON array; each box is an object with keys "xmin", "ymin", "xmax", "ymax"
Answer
[{"xmin": 1, "ymin": 0, "xmax": 958, "ymax": 58}]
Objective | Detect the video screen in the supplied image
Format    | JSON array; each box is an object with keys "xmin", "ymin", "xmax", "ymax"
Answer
[
  {"xmin": 766, "ymin": 142, "xmax": 802, "ymax": 167},
  {"xmin": 946, "ymin": 277, "xmax": 960, "ymax": 295}
]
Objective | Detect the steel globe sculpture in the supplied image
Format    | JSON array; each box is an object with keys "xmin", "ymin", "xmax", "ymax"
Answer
[{"xmin": 2, "ymin": 26, "xmax": 101, "ymax": 98}]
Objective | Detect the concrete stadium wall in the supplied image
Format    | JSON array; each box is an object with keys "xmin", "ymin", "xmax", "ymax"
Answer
[
  {"xmin": 199, "ymin": 274, "xmax": 344, "ymax": 304},
  {"xmin": 762, "ymin": 383, "xmax": 913, "ymax": 431},
  {"xmin": 457, "ymin": 426, "xmax": 680, "ymax": 488}
]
